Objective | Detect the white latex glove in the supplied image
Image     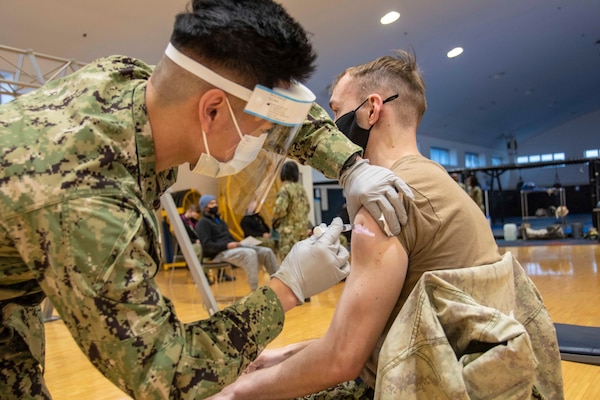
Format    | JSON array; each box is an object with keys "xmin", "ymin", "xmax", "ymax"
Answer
[
  {"xmin": 272, "ymin": 217, "xmax": 350, "ymax": 304},
  {"xmin": 340, "ymin": 158, "xmax": 414, "ymax": 236}
]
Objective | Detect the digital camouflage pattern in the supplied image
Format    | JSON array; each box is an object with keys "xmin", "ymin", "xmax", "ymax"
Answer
[
  {"xmin": 289, "ymin": 103, "xmax": 362, "ymax": 180},
  {"xmin": 0, "ymin": 55, "xmax": 360, "ymax": 398},
  {"xmin": 273, "ymin": 181, "xmax": 310, "ymax": 259},
  {"xmin": 296, "ymin": 379, "xmax": 373, "ymax": 400}
]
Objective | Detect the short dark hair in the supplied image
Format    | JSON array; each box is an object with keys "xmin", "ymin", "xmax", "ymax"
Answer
[
  {"xmin": 280, "ymin": 161, "xmax": 299, "ymax": 182},
  {"xmin": 468, "ymin": 174, "xmax": 480, "ymax": 187},
  {"xmin": 171, "ymin": 0, "xmax": 317, "ymax": 88}
]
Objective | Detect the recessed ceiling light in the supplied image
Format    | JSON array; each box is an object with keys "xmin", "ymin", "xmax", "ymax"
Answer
[
  {"xmin": 381, "ymin": 11, "xmax": 400, "ymax": 25},
  {"xmin": 447, "ymin": 47, "xmax": 464, "ymax": 58}
]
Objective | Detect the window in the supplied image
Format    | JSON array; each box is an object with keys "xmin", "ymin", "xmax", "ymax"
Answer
[
  {"xmin": 529, "ymin": 155, "xmax": 541, "ymax": 163},
  {"xmin": 0, "ymin": 71, "xmax": 16, "ymax": 104},
  {"xmin": 430, "ymin": 147, "xmax": 450, "ymax": 166},
  {"xmin": 517, "ymin": 152, "xmax": 565, "ymax": 164},
  {"xmin": 585, "ymin": 149, "xmax": 599, "ymax": 158},
  {"xmin": 491, "ymin": 156, "xmax": 503, "ymax": 166},
  {"xmin": 465, "ymin": 152, "xmax": 479, "ymax": 168}
]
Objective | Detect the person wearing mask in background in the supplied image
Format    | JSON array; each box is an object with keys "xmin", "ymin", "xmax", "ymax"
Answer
[
  {"xmin": 0, "ymin": 0, "xmax": 414, "ymax": 398},
  {"xmin": 180, "ymin": 203, "xmax": 203, "ymax": 248},
  {"xmin": 209, "ymin": 49, "xmax": 562, "ymax": 400},
  {"xmin": 179, "ymin": 203, "xmax": 222, "ymax": 284},
  {"xmin": 195, "ymin": 194, "xmax": 279, "ymax": 291}
]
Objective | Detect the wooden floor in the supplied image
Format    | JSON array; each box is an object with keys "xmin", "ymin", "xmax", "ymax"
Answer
[{"xmin": 43, "ymin": 243, "xmax": 600, "ymax": 399}]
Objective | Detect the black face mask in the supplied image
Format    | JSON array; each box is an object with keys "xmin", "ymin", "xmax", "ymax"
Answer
[
  {"xmin": 207, "ymin": 206, "xmax": 219, "ymax": 216},
  {"xmin": 334, "ymin": 94, "xmax": 399, "ymax": 151}
]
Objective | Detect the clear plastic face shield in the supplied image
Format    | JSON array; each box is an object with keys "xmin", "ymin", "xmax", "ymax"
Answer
[{"xmin": 165, "ymin": 43, "xmax": 315, "ymax": 215}]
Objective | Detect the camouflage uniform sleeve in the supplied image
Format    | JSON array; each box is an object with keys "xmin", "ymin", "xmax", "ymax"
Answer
[
  {"xmin": 287, "ymin": 103, "xmax": 363, "ymax": 180},
  {"xmin": 175, "ymin": 286, "xmax": 284, "ymax": 397},
  {"xmin": 272, "ymin": 185, "xmax": 290, "ymax": 222}
]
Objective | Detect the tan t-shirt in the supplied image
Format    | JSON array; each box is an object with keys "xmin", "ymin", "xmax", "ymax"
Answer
[{"xmin": 362, "ymin": 154, "xmax": 501, "ymax": 387}]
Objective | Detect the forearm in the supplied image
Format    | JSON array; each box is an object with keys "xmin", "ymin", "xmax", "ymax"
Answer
[
  {"xmin": 174, "ymin": 287, "xmax": 286, "ymax": 397},
  {"xmin": 245, "ymin": 340, "xmax": 315, "ymax": 374},
  {"xmin": 268, "ymin": 278, "xmax": 299, "ymax": 311},
  {"xmin": 223, "ymin": 338, "xmax": 352, "ymax": 399},
  {"xmin": 272, "ymin": 340, "xmax": 314, "ymax": 358},
  {"xmin": 287, "ymin": 103, "xmax": 362, "ymax": 179}
]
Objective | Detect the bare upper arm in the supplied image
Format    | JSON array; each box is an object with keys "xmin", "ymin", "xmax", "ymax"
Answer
[{"xmin": 322, "ymin": 207, "xmax": 408, "ymax": 369}]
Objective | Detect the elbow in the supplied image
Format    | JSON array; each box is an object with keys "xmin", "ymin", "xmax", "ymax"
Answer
[{"xmin": 328, "ymin": 352, "xmax": 365, "ymax": 383}]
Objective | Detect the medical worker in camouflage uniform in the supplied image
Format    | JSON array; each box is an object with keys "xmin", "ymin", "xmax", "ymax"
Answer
[
  {"xmin": 0, "ymin": 0, "xmax": 414, "ymax": 399},
  {"xmin": 272, "ymin": 161, "xmax": 311, "ymax": 260}
]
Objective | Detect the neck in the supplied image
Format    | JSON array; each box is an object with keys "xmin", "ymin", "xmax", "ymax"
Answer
[
  {"xmin": 146, "ymin": 79, "xmax": 203, "ymax": 172},
  {"xmin": 365, "ymin": 125, "xmax": 420, "ymax": 169}
]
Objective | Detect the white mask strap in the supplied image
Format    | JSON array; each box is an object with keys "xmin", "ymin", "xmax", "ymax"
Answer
[
  {"xmin": 224, "ymin": 97, "xmax": 244, "ymax": 140},
  {"xmin": 201, "ymin": 130, "xmax": 211, "ymax": 157}
]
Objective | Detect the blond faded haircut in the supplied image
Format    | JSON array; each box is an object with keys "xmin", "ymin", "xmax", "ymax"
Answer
[{"xmin": 333, "ymin": 50, "xmax": 427, "ymax": 126}]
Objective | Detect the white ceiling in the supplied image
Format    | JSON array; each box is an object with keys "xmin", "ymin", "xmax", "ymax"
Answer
[{"xmin": 2, "ymin": 0, "xmax": 599, "ymax": 149}]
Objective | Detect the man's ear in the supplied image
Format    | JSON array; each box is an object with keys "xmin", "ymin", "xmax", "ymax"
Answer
[
  {"xmin": 366, "ymin": 94, "xmax": 384, "ymax": 125},
  {"xmin": 198, "ymin": 88, "xmax": 227, "ymax": 133}
]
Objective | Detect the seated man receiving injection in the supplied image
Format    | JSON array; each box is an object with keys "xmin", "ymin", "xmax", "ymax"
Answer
[{"xmin": 207, "ymin": 50, "xmax": 561, "ymax": 400}]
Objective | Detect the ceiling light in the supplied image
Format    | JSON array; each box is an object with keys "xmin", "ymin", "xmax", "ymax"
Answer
[
  {"xmin": 380, "ymin": 11, "xmax": 400, "ymax": 25},
  {"xmin": 447, "ymin": 47, "xmax": 464, "ymax": 58}
]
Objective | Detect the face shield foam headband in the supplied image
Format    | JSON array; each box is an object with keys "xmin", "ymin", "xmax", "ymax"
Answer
[{"xmin": 164, "ymin": 43, "xmax": 315, "ymax": 215}]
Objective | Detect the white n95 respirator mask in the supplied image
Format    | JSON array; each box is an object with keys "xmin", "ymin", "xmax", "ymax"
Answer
[{"xmin": 191, "ymin": 97, "xmax": 268, "ymax": 178}]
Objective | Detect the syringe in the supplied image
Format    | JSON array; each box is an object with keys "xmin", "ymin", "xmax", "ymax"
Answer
[{"xmin": 313, "ymin": 223, "xmax": 375, "ymax": 238}]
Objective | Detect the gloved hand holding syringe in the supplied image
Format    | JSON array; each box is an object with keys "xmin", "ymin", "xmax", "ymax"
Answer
[
  {"xmin": 273, "ymin": 217, "xmax": 352, "ymax": 305},
  {"xmin": 313, "ymin": 223, "xmax": 375, "ymax": 238}
]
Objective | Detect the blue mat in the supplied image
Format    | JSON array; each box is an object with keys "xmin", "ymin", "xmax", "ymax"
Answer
[
  {"xmin": 497, "ymin": 239, "xmax": 597, "ymax": 247},
  {"xmin": 554, "ymin": 323, "xmax": 600, "ymax": 365}
]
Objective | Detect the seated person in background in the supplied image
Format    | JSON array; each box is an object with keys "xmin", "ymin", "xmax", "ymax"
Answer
[
  {"xmin": 181, "ymin": 204, "xmax": 203, "ymax": 250},
  {"xmin": 181, "ymin": 204, "xmax": 235, "ymax": 285},
  {"xmin": 209, "ymin": 50, "xmax": 561, "ymax": 399},
  {"xmin": 180, "ymin": 203, "xmax": 201, "ymax": 246},
  {"xmin": 196, "ymin": 195, "xmax": 279, "ymax": 291},
  {"xmin": 180, "ymin": 203, "xmax": 217, "ymax": 284},
  {"xmin": 240, "ymin": 202, "xmax": 277, "ymax": 251}
]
